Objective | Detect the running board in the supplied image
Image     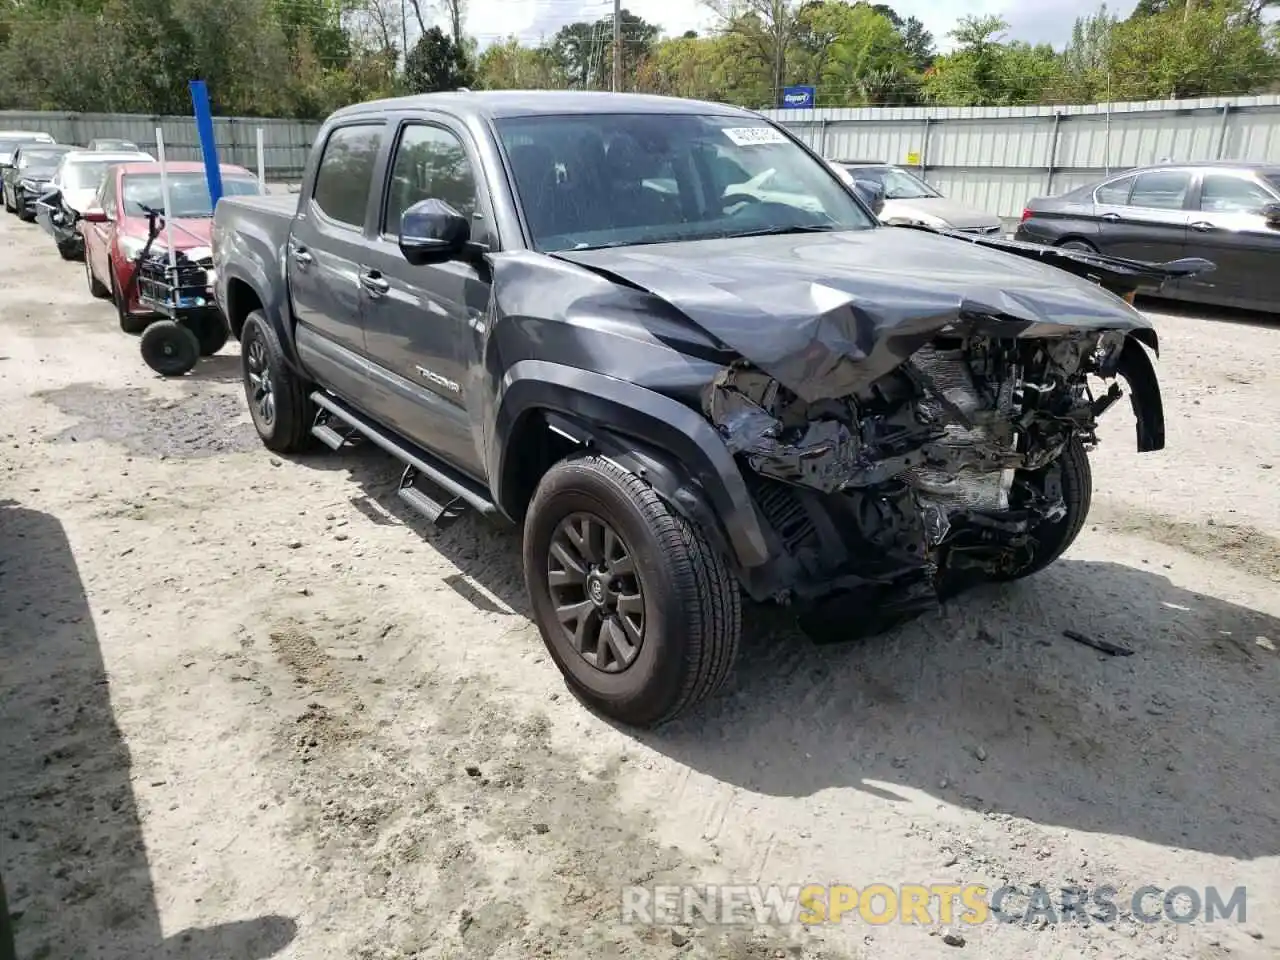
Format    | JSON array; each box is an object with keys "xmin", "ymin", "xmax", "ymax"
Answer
[{"xmin": 309, "ymin": 391, "xmax": 498, "ymax": 520}]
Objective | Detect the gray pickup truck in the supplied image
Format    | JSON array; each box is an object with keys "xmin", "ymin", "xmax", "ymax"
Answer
[{"xmin": 212, "ymin": 90, "xmax": 1192, "ymax": 727}]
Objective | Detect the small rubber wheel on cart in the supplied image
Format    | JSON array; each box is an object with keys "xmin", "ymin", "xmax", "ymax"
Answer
[
  {"xmin": 111, "ymin": 269, "xmax": 148, "ymax": 333},
  {"xmin": 189, "ymin": 313, "xmax": 229, "ymax": 357},
  {"xmin": 140, "ymin": 320, "xmax": 200, "ymax": 377},
  {"xmin": 85, "ymin": 256, "xmax": 109, "ymax": 299},
  {"xmin": 523, "ymin": 454, "xmax": 742, "ymax": 728},
  {"xmin": 241, "ymin": 310, "xmax": 313, "ymax": 453}
]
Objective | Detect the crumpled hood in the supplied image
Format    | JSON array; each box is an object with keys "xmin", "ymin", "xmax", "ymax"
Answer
[
  {"xmin": 554, "ymin": 227, "xmax": 1156, "ymax": 402},
  {"xmin": 882, "ymin": 196, "xmax": 1002, "ymax": 231}
]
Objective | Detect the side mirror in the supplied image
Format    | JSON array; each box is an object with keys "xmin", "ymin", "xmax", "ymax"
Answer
[
  {"xmin": 853, "ymin": 179, "xmax": 886, "ymax": 218},
  {"xmin": 1261, "ymin": 201, "xmax": 1280, "ymax": 224},
  {"xmin": 80, "ymin": 206, "xmax": 108, "ymax": 223},
  {"xmin": 398, "ymin": 198, "xmax": 469, "ymax": 265}
]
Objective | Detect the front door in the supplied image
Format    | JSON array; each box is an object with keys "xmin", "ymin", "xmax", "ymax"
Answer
[
  {"xmin": 358, "ymin": 118, "xmax": 492, "ymax": 480},
  {"xmin": 85, "ymin": 174, "xmax": 117, "ymax": 285},
  {"xmin": 1182, "ymin": 171, "xmax": 1280, "ymax": 310},
  {"xmin": 287, "ymin": 121, "xmax": 386, "ymax": 401},
  {"xmin": 1096, "ymin": 168, "xmax": 1192, "ymax": 264}
]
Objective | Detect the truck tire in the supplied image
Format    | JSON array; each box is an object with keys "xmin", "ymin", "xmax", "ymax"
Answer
[
  {"xmin": 523, "ymin": 455, "xmax": 741, "ymax": 728},
  {"xmin": 241, "ymin": 310, "xmax": 313, "ymax": 453},
  {"xmin": 990, "ymin": 435, "xmax": 1093, "ymax": 582}
]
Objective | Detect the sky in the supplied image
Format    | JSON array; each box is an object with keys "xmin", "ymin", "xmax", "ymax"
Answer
[{"xmin": 464, "ymin": 0, "xmax": 1142, "ymax": 52}]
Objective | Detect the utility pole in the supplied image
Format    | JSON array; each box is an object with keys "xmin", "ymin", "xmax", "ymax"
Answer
[
  {"xmin": 401, "ymin": 0, "xmax": 408, "ymax": 65},
  {"xmin": 612, "ymin": 0, "xmax": 622, "ymax": 92}
]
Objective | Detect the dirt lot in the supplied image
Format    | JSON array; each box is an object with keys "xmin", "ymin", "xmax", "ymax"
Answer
[{"xmin": 1, "ymin": 209, "xmax": 1278, "ymax": 960}]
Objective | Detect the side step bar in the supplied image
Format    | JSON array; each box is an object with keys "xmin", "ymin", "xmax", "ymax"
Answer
[{"xmin": 309, "ymin": 391, "xmax": 499, "ymax": 523}]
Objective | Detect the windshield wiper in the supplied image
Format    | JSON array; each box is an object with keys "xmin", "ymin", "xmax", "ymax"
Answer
[{"xmin": 722, "ymin": 224, "xmax": 840, "ymax": 239}]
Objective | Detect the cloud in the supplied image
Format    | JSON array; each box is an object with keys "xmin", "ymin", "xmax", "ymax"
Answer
[{"xmin": 466, "ymin": 0, "xmax": 1140, "ymax": 50}]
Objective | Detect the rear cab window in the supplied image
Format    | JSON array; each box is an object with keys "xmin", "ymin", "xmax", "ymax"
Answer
[{"xmin": 311, "ymin": 123, "xmax": 385, "ymax": 229}]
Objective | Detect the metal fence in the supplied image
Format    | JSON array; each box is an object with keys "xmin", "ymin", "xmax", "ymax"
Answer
[
  {"xmin": 0, "ymin": 110, "xmax": 321, "ymax": 179},
  {"xmin": 763, "ymin": 94, "xmax": 1280, "ymax": 221}
]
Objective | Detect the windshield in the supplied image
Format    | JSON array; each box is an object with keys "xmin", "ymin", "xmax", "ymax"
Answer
[
  {"xmin": 93, "ymin": 140, "xmax": 137, "ymax": 151},
  {"xmin": 121, "ymin": 172, "xmax": 260, "ymax": 217},
  {"xmin": 18, "ymin": 148, "xmax": 70, "ymax": 171},
  {"xmin": 495, "ymin": 112, "xmax": 875, "ymax": 252},
  {"xmin": 65, "ymin": 160, "xmax": 120, "ymax": 191},
  {"xmin": 846, "ymin": 166, "xmax": 941, "ymax": 200}
]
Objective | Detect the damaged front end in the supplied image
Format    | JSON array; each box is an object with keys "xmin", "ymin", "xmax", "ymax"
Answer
[{"xmin": 704, "ymin": 326, "xmax": 1163, "ymax": 641}]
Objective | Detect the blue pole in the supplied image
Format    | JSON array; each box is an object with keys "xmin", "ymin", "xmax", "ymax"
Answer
[{"xmin": 188, "ymin": 79, "xmax": 223, "ymax": 208}]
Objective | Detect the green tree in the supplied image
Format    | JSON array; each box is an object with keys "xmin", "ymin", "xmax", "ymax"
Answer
[
  {"xmin": 404, "ymin": 26, "xmax": 475, "ymax": 94},
  {"xmin": 551, "ymin": 10, "xmax": 659, "ymax": 90},
  {"xmin": 478, "ymin": 37, "xmax": 567, "ymax": 89}
]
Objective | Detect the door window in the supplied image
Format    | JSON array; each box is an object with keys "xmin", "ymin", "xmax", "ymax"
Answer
[
  {"xmin": 1199, "ymin": 174, "xmax": 1274, "ymax": 213},
  {"xmin": 1128, "ymin": 171, "xmax": 1191, "ymax": 210},
  {"xmin": 100, "ymin": 174, "xmax": 117, "ymax": 219},
  {"xmin": 382, "ymin": 124, "xmax": 479, "ymax": 237},
  {"xmin": 1094, "ymin": 175, "xmax": 1134, "ymax": 205},
  {"xmin": 312, "ymin": 124, "xmax": 384, "ymax": 228}
]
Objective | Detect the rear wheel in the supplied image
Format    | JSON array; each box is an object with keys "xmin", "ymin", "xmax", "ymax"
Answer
[
  {"xmin": 241, "ymin": 311, "xmax": 313, "ymax": 453},
  {"xmin": 523, "ymin": 455, "xmax": 741, "ymax": 728},
  {"xmin": 140, "ymin": 320, "xmax": 200, "ymax": 377}
]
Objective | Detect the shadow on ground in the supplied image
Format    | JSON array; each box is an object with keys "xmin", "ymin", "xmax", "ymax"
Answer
[
  {"xmin": 301, "ymin": 443, "xmax": 1280, "ymax": 863},
  {"xmin": 1139, "ymin": 293, "xmax": 1277, "ymax": 329},
  {"xmin": 0, "ymin": 500, "xmax": 297, "ymax": 959}
]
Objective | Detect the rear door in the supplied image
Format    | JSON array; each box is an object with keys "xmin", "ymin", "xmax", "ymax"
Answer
[
  {"xmin": 1095, "ymin": 169, "xmax": 1192, "ymax": 263},
  {"xmin": 356, "ymin": 115, "xmax": 494, "ymax": 478},
  {"xmin": 288, "ymin": 120, "xmax": 386, "ymax": 398},
  {"xmin": 1181, "ymin": 170, "xmax": 1280, "ymax": 310}
]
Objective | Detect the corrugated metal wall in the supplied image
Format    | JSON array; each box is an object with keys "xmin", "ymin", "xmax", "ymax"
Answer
[
  {"xmin": 763, "ymin": 94, "xmax": 1280, "ymax": 221},
  {"xmin": 0, "ymin": 111, "xmax": 321, "ymax": 179}
]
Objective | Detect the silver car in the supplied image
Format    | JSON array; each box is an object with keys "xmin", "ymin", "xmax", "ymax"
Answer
[{"xmin": 831, "ymin": 161, "xmax": 1003, "ymax": 234}]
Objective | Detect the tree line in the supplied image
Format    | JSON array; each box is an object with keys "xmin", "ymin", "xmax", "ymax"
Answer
[{"xmin": 0, "ymin": 0, "xmax": 1277, "ymax": 120}]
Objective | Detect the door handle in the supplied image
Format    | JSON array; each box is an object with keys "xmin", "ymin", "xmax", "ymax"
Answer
[
  {"xmin": 1190, "ymin": 220, "xmax": 1215, "ymax": 232},
  {"xmin": 359, "ymin": 271, "xmax": 390, "ymax": 296},
  {"xmin": 1101, "ymin": 212, "xmax": 1121, "ymax": 222},
  {"xmin": 292, "ymin": 248, "xmax": 313, "ymax": 267}
]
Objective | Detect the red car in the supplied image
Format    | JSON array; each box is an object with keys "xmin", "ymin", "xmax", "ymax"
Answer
[{"xmin": 81, "ymin": 160, "xmax": 261, "ymax": 334}]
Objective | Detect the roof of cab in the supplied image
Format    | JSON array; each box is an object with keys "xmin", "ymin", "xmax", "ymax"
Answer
[
  {"xmin": 330, "ymin": 89, "xmax": 759, "ymax": 122},
  {"xmin": 63, "ymin": 150, "xmax": 151, "ymax": 163}
]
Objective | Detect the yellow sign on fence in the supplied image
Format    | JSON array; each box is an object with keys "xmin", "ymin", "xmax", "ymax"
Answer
[{"xmin": 905, "ymin": 152, "xmax": 921, "ymax": 165}]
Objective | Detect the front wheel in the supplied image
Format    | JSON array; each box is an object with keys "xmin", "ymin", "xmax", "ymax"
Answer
[
  {"xmin": 989, "ymin": 435, "xmax": 1093, "ymax": 582},
  {"xmin": 523, "ymin": 455, "xmax": 742, "ymax": 728},
  {"xmin": 241, "ymin": 311, "xmax": 313, "ymax": 453},
  {"xmin": 111, "ymin": 268, "xmax": 148, "ymax": 334},
  {"xmin": 85, "ymin": 256, "xmax": 109, "ymax": 298}
]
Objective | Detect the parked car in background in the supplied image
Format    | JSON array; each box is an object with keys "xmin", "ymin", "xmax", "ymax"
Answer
[
  {"xmin": 81, "ymin": 160, "xmax": 260, "ymax": 339},
  {"xmin": 1016, "ymin": 161, "xmax": 1280, "ymax": 313},
  {"xmin": 34, "ymin": 149, "xmax": 153, "ymax": 259},
  {"xmin": 829, "ymin": 160, "xmax": 1003, "ymax": 234},
  {"xmin": 0, "ymin": 131, "xmax": 55, "ymax": 181},
  {"xmin": 3, "ymin": 143, "xmax": 75, "ymax": 221},
  {"xmin": 87, "ymin": 137, "xmax": 145, "ymax": 154}
]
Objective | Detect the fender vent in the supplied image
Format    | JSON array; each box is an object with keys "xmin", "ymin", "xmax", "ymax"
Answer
[{"xmin": 750, "ymin": 477, "xmax": 818, "ymax": 556}]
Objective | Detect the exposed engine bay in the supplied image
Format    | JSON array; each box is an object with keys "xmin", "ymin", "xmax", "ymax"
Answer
[{"xmin": 703, "ymin": 328, "xmax": 1163, "ymax": 638}]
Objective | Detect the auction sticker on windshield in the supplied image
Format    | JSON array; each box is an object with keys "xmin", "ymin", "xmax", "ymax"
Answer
[{"xmin": 723, "ymin": 127, "xmax": 789, "ymax": 146}]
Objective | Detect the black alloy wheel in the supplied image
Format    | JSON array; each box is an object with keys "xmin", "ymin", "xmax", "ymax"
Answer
[
  {"xmin": 245, "ymin": 333, "xmax": 276, "ymax": 429},
  {"xmin": 547, "ymin": 512, "xmax": 646, "ymax": 673}
]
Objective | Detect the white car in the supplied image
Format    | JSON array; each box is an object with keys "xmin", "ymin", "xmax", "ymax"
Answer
[
  {"xmin": 36, "ymin": 149, "xmax": 153, "ymax": 259},
  {"xmin": 829, "ymin": 161, "xmax": 1003, "ymax": 234}
]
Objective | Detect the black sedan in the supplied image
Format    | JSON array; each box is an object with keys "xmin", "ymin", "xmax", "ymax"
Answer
[
  {"xmin": 2, "ymin": 143, "xmax": 75, "ymax": 222},
  {"xmin": 1015, "ymin": 161, "xmax": 1280, "ymax": 313}
]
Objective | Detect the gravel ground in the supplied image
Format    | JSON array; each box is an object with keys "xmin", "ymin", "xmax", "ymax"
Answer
[{"xmin": 1, "ymin": 209, "xmax": 1277, "ymax": 960}]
